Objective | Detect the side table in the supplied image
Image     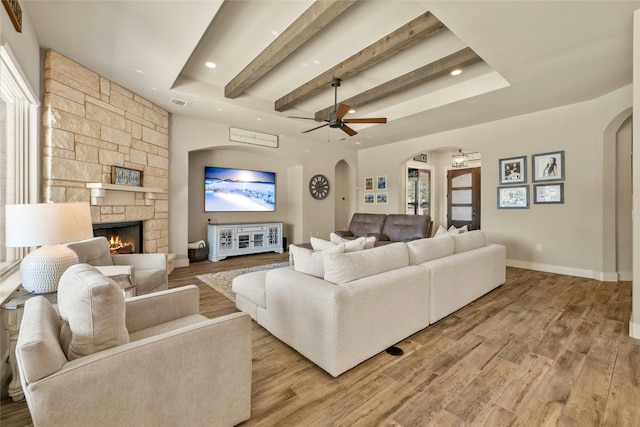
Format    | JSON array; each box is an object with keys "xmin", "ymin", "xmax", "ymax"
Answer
[{"xmin": 2, "ymin": 287, "xmax": 57, "ymax": 402}]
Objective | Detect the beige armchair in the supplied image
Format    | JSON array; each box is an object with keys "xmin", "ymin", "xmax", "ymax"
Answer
[
  {"xmin": 15, "ymin": 264, "xmax": 252, "ymax": 427},
  {"xmin": 64, "ymin": 236, "xmax": 168, "ymax": 295}
]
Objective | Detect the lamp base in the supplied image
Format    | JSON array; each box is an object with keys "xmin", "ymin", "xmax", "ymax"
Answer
[{"xmin": 20, "ymin": 245, "xmax": 79, "ymax": 293}]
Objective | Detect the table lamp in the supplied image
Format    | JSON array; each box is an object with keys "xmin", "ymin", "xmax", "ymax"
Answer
[{"xmin": 5, "ymin": 202, "xmax": 93, "ymax": 293}]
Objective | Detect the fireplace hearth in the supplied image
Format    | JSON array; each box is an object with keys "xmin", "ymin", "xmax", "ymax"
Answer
[{"xmin": 93, "ymin": 221, "xmax": 143, "ymax": 254}]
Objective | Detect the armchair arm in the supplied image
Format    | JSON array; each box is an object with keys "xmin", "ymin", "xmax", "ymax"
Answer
[
  {"xmin": 94, "ymin": 265, "xmax": 135, "ymax": 288},
  {"xmin": 112, "ymin": 253, "xmax": 167, "ymax": 270},
  {"xmin": 22, "ymin": 312, "xmax": 252, "ymax": 427},
  {"xmin": 333, "ymin": 230, "xmax": 353, "ymax": 238},
  {"xmin": 125, "ymin": 285, "xmax": 200, "ymax": 333}
]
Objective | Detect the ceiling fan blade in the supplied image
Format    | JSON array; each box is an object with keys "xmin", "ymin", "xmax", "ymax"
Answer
[
  {"xmin": 335, "ymin": 103, "xmax": 351, "ymax": 120},
  {"xmin": 340, "ymin": 125, "xmax": 357, "ymax": 136},
  {"xmin": 344, "ymin": 118, "xmax": 388, "ymax": 124},
  {"xmin": 302, "ymin": 123, "xmax": 329, "ymax": 133},
  {"xmin": 288, "ymin": 116, "xmax": 322, "ymax": 121}
]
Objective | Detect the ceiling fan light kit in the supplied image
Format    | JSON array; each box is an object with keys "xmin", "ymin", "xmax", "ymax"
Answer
[{"xmin": 292, "ymin": 78, "xmax": 387, "ymax": 137}]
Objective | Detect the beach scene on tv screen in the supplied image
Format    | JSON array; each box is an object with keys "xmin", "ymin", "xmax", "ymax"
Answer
[{"xmin": 205, "ymin": 167, "xmax": 276, "ymax": 212}]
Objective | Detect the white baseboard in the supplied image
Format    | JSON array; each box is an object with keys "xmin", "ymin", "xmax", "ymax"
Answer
[
  {"xmin": 630, "ymin": 318, "xmax": 640, "ymax": 340},
  {"xmin": 175, "ymin": 256, "xmax": 189, "ymax": 268},
  {"xmin": 507, "ymin": 259, "xmax": 598, "ymax": 280}
]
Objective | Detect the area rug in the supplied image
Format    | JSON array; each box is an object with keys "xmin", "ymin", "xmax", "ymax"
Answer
[{"xmin": 195, "ymin": 262, "xmax": 289, "ymax": 302}]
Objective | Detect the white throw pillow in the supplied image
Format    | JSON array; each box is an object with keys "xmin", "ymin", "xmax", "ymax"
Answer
[
  {"xmin": 434, "ymin": 225, "xmax": 448, "ymax": 238},
  {"xmin": 447, "ymin": 225, "xmax": 468, "ymax": 234},
  {"xmin": 330, "ymin": 232, "xmax": 376, "ymax": 249},
  {"xmin": 323, "ymin": 242, "xmax": 409, "ymax": 285},
  {"xmin": 289, "ymin": 243, "xmax": 344, "ymax": 278},
  {"xmin": 310, "ymin": 237, "xmax": 335, "ymax": 251}
]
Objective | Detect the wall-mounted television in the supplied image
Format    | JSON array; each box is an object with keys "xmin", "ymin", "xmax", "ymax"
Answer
[{"xmin": 205, "ymin": 166, "xmax": 276, "ymax": 212}]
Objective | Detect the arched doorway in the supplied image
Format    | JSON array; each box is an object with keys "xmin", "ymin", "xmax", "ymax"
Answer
[{"xmin": 334, "ymin": 160, "xmax": 352, "ymax": 232}]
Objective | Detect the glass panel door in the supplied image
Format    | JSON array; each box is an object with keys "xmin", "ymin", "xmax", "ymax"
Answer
[{"xmin": 407, "ymin": 168, "xmax": 431, "ymax": 216}]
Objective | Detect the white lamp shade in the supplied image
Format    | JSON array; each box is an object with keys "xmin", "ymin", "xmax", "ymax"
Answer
[
  {"xmin": 5, "ymin": 202, "xmax": 93, "ymax": 293},
  {"xmin": 5, "ymin": 202, "xmax": 93, "ymax": 247}
]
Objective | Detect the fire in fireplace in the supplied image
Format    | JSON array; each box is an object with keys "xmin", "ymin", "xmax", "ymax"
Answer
[{"xmin": 93, "ymin": 221, "xmax": 143, "ymax": 255}]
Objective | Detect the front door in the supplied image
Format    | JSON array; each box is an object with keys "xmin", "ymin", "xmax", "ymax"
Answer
[{"xmin": 447, "ymin": 167, "xmax": 481, "ymax": 230}]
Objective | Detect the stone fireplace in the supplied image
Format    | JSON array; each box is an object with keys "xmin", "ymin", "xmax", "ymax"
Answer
[{"xmin": 41, "ymin": 51, "xmax": 169, "ymax": 254}]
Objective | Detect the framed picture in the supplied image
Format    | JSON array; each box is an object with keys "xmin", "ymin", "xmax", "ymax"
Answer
[
  {"xmin": 364, "ymin": 177, "xmax": 374, "ymax": 191},
  {"xmin": 111, "ymin": 166, "xmax": 143, "ymax": 187},
  {"xmin": 364, "ymin": 193, "xmax": 375, "ymax": 204},
  {"xmin": 532, "ymin": 151, "xmax": 564, "ymax": 182},
  {"xmin": 497, "ymin": 185, "xmax": 529, "ymax": 209},
  {"xmin": 376, "ymin": 192, "xmax": 388, "ymax": 204},
  {"xmin": 499, "ymin": 155, "xmax": 527, "ymax": 184},
  {"xmin": 534, "ymin": 183, "xmax": 564, "ymax": 204},
  {"xmin": 377, "ymin": 176, "xmax": 387, "ymax": 190}
]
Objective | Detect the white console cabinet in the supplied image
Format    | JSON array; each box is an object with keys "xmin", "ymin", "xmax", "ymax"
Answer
[{"xmin": 208, "ymin": 222, "xmax": 284, "ymax": 262}]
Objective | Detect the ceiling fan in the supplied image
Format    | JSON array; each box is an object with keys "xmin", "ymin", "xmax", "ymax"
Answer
[{"xmin": 289, "ymin": 78, "xmax": 387, "ymax": 136}]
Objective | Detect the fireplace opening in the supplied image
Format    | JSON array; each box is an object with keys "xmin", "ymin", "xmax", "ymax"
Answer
[{"xmin": 93, "ymin": 221, "xmax": 143, "ymax": 254}]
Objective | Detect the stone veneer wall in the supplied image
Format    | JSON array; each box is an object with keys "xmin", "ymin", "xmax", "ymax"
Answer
[{"xmin": 42, "ymin": 51, "xmax": 169, "ymax": 254}]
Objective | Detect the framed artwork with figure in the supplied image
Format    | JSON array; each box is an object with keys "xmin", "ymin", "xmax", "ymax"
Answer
[
  {"xmin": 533, "ymin": 151, "xmax": 564, "ymax": 182},
  {"xmin": 499, "ymin": 155, "xmax": 527, "ymax": 184}
]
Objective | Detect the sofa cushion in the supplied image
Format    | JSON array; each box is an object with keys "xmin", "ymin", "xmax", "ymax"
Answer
[
  {"xmin": 452, "ymin": 230, "xmax": 486, "ymax": 253},
  {"xmin": 381, "ymin": 214, "xmax": 431, "ymax": 242},
  {"xmin": 289, "ymin": 243, "xmax": 344, "ymax": 278},
  {"xmin": 406, "ymin": 235, "xmax": 455, "ymax": 264},
  {"xmin": 329, "ymin": 233, "xmax": 376, "ymax": 249},
  {"xmin": 58, "ymin": 263, "xmax": 129, "ymax": 361},
  {"xmin": 323, "ymin": 242, "xmax": 409, "ymax": 285},
  {"xmin": 346, "ymin": 213, "xmax": 387, "ymax": 237}
]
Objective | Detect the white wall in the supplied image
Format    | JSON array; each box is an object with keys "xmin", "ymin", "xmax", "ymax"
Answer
[
  {"xmin": 169, "ymin": 114, "xmax": 357, "ymax": 266},
  {"xmin": 1, "ymin": 5, "xmax": 40, "ymax": 99},
  {"xmin": 358, "ymin": 85, "xmax": 632, "ymax": 280}
]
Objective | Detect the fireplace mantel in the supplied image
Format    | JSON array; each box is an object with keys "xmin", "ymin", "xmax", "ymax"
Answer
[{"xmin": 86, "ymin": 183, "xmax": 166, "ymax": 206}]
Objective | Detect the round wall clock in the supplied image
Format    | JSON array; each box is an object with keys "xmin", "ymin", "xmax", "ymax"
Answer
[{"xmin": 309, "ymin": 174, "xmax": 330, "ymax": 200}]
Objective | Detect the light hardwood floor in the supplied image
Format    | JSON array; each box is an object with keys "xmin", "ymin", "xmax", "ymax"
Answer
[{"xmin": 2, "ymin": 253, "xmax": 640, "ymax": 426}]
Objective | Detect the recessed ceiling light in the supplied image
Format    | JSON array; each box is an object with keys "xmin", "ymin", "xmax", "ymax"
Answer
[
  {"xmin": 205, "ymin": 61, "xmax": 217, "ymax": 69},
  {"xmin": 271, "ymin": 30, "xmax": 279, "ymax": 36},
  {"xmin": 256, "ymin": 117, "xmax": 263, "ymax": 121},
  {"xmin": 134, "ymin": 68, "xmax": 144, "ymax": 74},
  {"xmin": 348, "ymin": 109, "xmax": 356, "ymax": 114},
  {"xmin": 450, "ymin": 69, "xmax": 462, "ymax": 76},
  {"xmin": 150, "ymin": 86, "xmax": 157, "ymax": 91}
]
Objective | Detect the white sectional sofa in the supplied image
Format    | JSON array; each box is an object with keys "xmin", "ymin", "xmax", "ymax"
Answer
[{"xmin": 232, "ymin": 230, "xmax": 506, "ymax": 377}]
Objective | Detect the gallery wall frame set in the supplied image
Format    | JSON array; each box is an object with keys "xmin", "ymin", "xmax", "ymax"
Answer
[
  {"xmin": 497, "ymin": 150, "xmax": 565, "ymax": 208},
  {"xmin": 364, "ymin": 176, "xmax": 388, "ymax": 204}
]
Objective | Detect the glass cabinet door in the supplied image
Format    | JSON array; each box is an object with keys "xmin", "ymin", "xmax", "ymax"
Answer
[
  {"xmin": 238, "ymin": 234, "xmax": 250, "ymax": 249},
  {"xmin": 253, "ymin": 232, "xmax": 265, "ymax": 247}
]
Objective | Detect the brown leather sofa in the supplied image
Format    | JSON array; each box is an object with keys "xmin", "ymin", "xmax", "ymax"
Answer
[{"xmin": 335, "ymin": 213, "xmax": 433, "ymax": 246}]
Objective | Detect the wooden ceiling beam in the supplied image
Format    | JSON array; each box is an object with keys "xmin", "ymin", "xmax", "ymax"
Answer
[
  {"xmin": 224, "ymin": 0, "xmax": 357, "ymax": 99},
  {"xmin": 275, "ymin": 11, "xmax": 445, "ymax": 112},
  {"xmin": 314, "ymin": 47, "xmax": 482, "ymax": 121}
]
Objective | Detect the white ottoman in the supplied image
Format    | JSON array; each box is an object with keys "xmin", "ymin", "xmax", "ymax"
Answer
[{"xmin": 232, "ymin": 270, "xmax": 269, "ymax": 326}]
